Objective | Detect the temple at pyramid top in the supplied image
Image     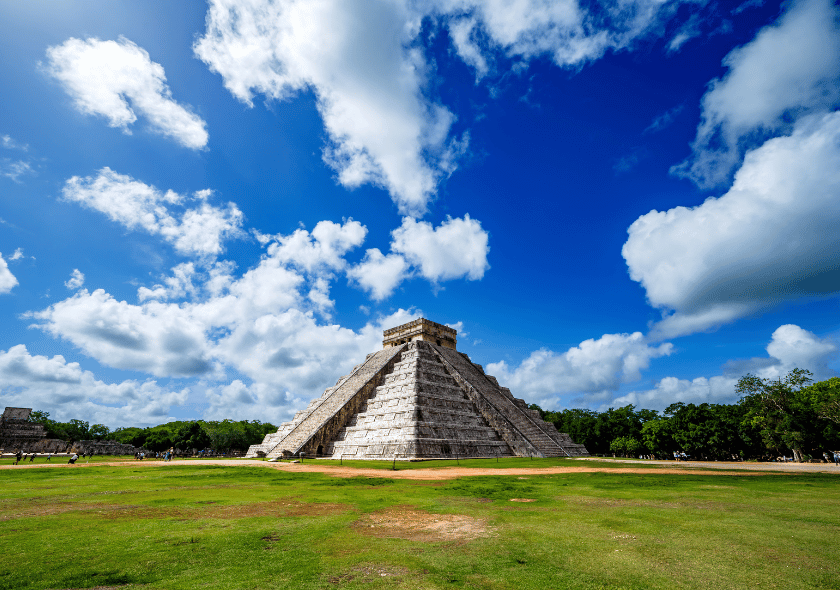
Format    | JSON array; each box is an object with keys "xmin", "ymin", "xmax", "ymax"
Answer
[
  {"xmin": 383, "ymin": 318, "xmax": 457, "ymax": 350},
  {"xmin": 247, "ymin": 318, "xmax": 588, "ymax": 460}
]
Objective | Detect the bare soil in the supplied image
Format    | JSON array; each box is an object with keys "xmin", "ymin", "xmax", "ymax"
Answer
[
  {"xmin": 352, "ymin": 505, "xmax": 492, "ymax": 542},
  {"xmin": 3, "ymin": 457, "xmax": 837, "ymax": 478}
]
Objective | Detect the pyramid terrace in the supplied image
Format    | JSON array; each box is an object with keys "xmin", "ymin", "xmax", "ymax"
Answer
[{"xmin": 247, "ymin": 319, "xmax": 588, "ymax": 460}]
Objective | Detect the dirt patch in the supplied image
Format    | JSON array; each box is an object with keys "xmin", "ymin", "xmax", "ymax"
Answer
[
  {"xmin": 353, "ymin": 505, "xmax": 492, "ymax": 542},
  {"xmin": 509, "ymin": 498, "xmax": 536, "ymax": 502},
  {"xmin": 4, "ymin": 457, "xmax": 830, "ymax": 477}
]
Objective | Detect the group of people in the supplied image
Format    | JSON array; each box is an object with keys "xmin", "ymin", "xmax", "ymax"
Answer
[
  {"xmin": 133, "ymin": 449, "xmax": 176, "ymax": 461},
  {"xmin": 673, "ymin": 451, "xmax": 691, "ymax": 461},
  {"xmin": 823, "ymin": 451, "xmax": 840, "ymax": 465},
  {"xmin": 8, "ymin": 450, "xmax": 98, "ymax": 465},
  {"xmin": 12, "ymin": 451, "xmax": 54, "ymax": 464}
]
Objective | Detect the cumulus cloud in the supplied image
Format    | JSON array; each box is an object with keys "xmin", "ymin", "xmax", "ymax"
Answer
[
  {"xmin": 624, "ymin": 111, "xmax": 840, "ymax": 339},
  {"xmin": 485, "ymin": 332, "xmax": 673, "ymax": 409},
  {"xmin": 607, "ymin": 324, "xmax": 837, "ymax": 410},
  {"xmin": 29, "ymin": 229, "xmax": 423, "ymax": 423},
  {"xmin": 391, "ymin": 214, "xmax": 489, "ymax": 282},
  {"xmin": 45, "ymin": 37, "xmax": 208, "ymax": 149},
  {"xmin": 0, "ymin": 344, "xmax": 188, "ymax": 427},
  {"xmin": 32, "ymin": 288, "xmax": 216, "ymax": 378},
  {"xmin": 672, "ymin": 0, "xmax": 840, "ymax": 187},
  {"xmin": 8, "ymin": 249, "xmax": 24, "ymax": 261},
  {"xmin": 0, "ymin": 254, "xmax": 19, "ymax": 294},
  {"xmin": 754, "ymin": 324, "xmax": 837, "ymax": 380},
  {"xmin": 62, "ymin": 168, "xmax": 244, "ymax": 258},
  {"xmin": 194, "ymin": 0, "xmax": 459, "ymax": 215},
  {"xmin": 64, "ymin": 269, "xmax": 85, "ymax": 290},
  {"xmin": 439, "ymin": 0, "xmax": 673, "ymax": 69},
  {"xmin": 194, "ymin": 0, "xmax": 685, "ymax": 212},
  {"xmin": 346, "ymin": 248, "xmax": 409, "ymax": 301},
  {"xmin": 270, "ymin": 220, "xmax": 367, "ymax": 275},
  {"xmin": 345, "ymin": 214, "xmax": 490, "ymax": 299}
]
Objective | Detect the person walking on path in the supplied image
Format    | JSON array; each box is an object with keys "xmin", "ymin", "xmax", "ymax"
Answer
[{"xmin": 834, "ymin": 451, "xmax": 839, "ymax": 466}]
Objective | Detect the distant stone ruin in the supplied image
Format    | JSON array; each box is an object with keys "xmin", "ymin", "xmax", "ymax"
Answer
[
  {"xmin": 0, "ymin": 407, "xmax": 139, "ymax": 455},
  {"xmin": 247, "ymin": 318, "xmax": 588, "ymax": 460},
  {"xmin": 0, "ymin": 408, "xmax": 48, "ymax": 451}
]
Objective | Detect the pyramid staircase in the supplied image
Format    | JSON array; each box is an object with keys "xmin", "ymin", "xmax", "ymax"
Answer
[{"xmin": 246, "ymin": 320, "xmax": 588, "ymax": 460}]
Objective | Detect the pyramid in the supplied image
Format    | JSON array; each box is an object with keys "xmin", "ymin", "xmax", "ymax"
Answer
[{"xmin": 247, "ymin": 319, "xmax": 589, "ymax": 460}]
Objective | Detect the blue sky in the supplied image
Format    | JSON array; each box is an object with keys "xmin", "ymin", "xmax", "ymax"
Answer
[{"xmin": 1, "ymin": 0, "xmax": 838, "ymax": 428}]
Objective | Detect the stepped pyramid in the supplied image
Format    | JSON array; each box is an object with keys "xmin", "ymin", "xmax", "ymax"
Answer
[{"xmin": 246, "ymin": 319, "xmax": 588, "ymax": 460}]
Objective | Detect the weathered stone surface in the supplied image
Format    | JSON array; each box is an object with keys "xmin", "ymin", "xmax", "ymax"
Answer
[{"xmin": 247, "ymin": 318, "xmax": 589, "ymax": 459}]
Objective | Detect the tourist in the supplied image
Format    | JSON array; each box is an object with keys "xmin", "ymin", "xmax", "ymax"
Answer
[
  {"xmin": 68, "ymin": 453, "xmax": 79, "ymax": 465},
  {"xmin": 834, "ymin": 451, "xmax": 839, "ymax": 466}
]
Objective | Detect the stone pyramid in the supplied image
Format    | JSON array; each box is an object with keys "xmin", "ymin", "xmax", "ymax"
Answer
[{"xmin": 247, "ymin": 319, "xmax": 588, "ymax": 460}]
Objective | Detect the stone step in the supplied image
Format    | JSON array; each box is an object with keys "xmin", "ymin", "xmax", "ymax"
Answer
[
  {"xmin": 433, "ymin": 345, "xmax": 575, "ymax": 458},
  {"xmin": 265, "ymin": 345, "xmax": 406, "ymax": 457}
]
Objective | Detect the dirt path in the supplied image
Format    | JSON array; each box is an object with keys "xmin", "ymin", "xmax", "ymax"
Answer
[{"xmin": 2, "ymin": 457, "xmax": 837, "ymax": 478}]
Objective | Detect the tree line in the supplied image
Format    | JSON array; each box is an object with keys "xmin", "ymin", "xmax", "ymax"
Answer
[
  {"xmin": 28, "ymin": 412, "xmax": 277, "ymax": 453},
  {"xmin": 535, "ymin": 370, "xmax": 840, "ymax": 462}
]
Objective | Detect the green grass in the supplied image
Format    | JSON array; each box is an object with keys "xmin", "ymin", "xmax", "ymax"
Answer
[{"xmin": 1, "ymin": 462, "xmax": 838, "ymax": 590}]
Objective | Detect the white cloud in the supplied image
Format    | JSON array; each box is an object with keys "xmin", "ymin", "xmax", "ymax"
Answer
[
  {"xmin": 1, "ymin": 134, "xmax": 28, "ymax": 151},
  {"xmin": 346, "ymin": 248, "xmax": 409, "ymax": 301},
  {"xmin": 759, "ymin": 324, "xmax": 837, "ymax": 379},
  {"xmin": 0, "ymin": 344, "xmax": 188, "ymax": 427},
  {"xmin": 438, "ymin": 0, "xmax": 668, "ymax": 69},
  {"xmin": 1, "ymin": 159, "xmax": 34, "ymax": 183},
  {"xmin": 194, "ymin": 0, "xmax": 459, "ymax": 215},
  {"xmin": 62, "ymin": 168, "xmax": 244, "ymax": 258},
  {"xmin": 485, "ymin": 332, "xmax": 673, "ymax": 409},
  {"xmin": 194, "ymin": 0, "xmax": 684, "ymax": 213},
  {"xmin": 0, "ymin": 254, "xmax": 18, "ymax": 294},
  {"xmin": 32, "ymin": 288, "xmax": 217, "ymax": 378},
  {"xmin": 45, "ymin": 37, "xmax": 208, "ymax": 149},
  {"xmin": 449, "ymin": 16, "xmax": 490, "ymax": 79},
  {"xmin": 624, "ymin": 111, "xmax": 840, "ymax": 339},
  {"xmin": 1, "ymin": 134, "xmax": 34, "ymax": 182},
  {"xmin": 345, "ymin": 213, "xmax": 490, "ymax": 299},
  {"xmin": 391, "ymin": 214, "xmax": 489, "ymax": 282},
  {"xmin": 643, "ymin": 104, "xmax": 683, "ymax": 134},
  {"xmin": 138, "ymin": 263, "xmax": 198, "ymax": 302},
  {"xmin": 65, "ymin": 269, "xmax": 85, "ymax": 290},
  {"xmin": 609, "ymin": 375, "xmax": 740, "ymax": 410},
  {"xmin": 28, "ymin": 233, "xmax": 422, "ymax": 421},
  {"xmin": 606, "ymin": 324, "xmax": 837, "ymax": 410},
  {"xmin": 8, "ymin": 248, "xmax": 24, "ymax": 261},
  {"xmin": 673, "ymin": 0, "xmax": 840, "ymax": 187},
  {"xmin": 270, "ymin": 220, "xmax": 367, "ymax": 275}
]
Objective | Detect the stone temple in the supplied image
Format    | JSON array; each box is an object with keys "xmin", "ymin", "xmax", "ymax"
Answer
[{"xmin": 247, "ymin": 319, "xmax": 588, "ymax": 460}]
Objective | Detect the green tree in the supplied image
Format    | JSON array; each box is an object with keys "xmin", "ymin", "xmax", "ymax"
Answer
[
  {"xmin": 609, "ymin": 436, "xmax": 641, "ymax": 458},
  {"xmin": 641, "ymin": 418, "xmax": 673, "ymax": 458},
  {"xmin": 175, "ymin": 421, "xmax": 211, "ymax": 450},
  {"xmin": 89, "ymin": 424, "xmax": 111, "ymax": 441},
  {"xmin": 737, "ymin": 369, "xmax": 814, "ymax": 461},
  {"xmin": 805, "ymin": 377, "xmax": 840, "ymax": 424}
]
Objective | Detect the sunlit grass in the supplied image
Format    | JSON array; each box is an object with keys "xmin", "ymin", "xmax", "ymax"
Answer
[{"xmin": 1, "ymin": 462, "xmax": 838, "ymax": 589}]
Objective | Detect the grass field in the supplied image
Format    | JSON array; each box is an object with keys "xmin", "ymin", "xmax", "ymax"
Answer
[{"xmin": 1, "ymin": 459, "xmax": 838, "ymax": 590}]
